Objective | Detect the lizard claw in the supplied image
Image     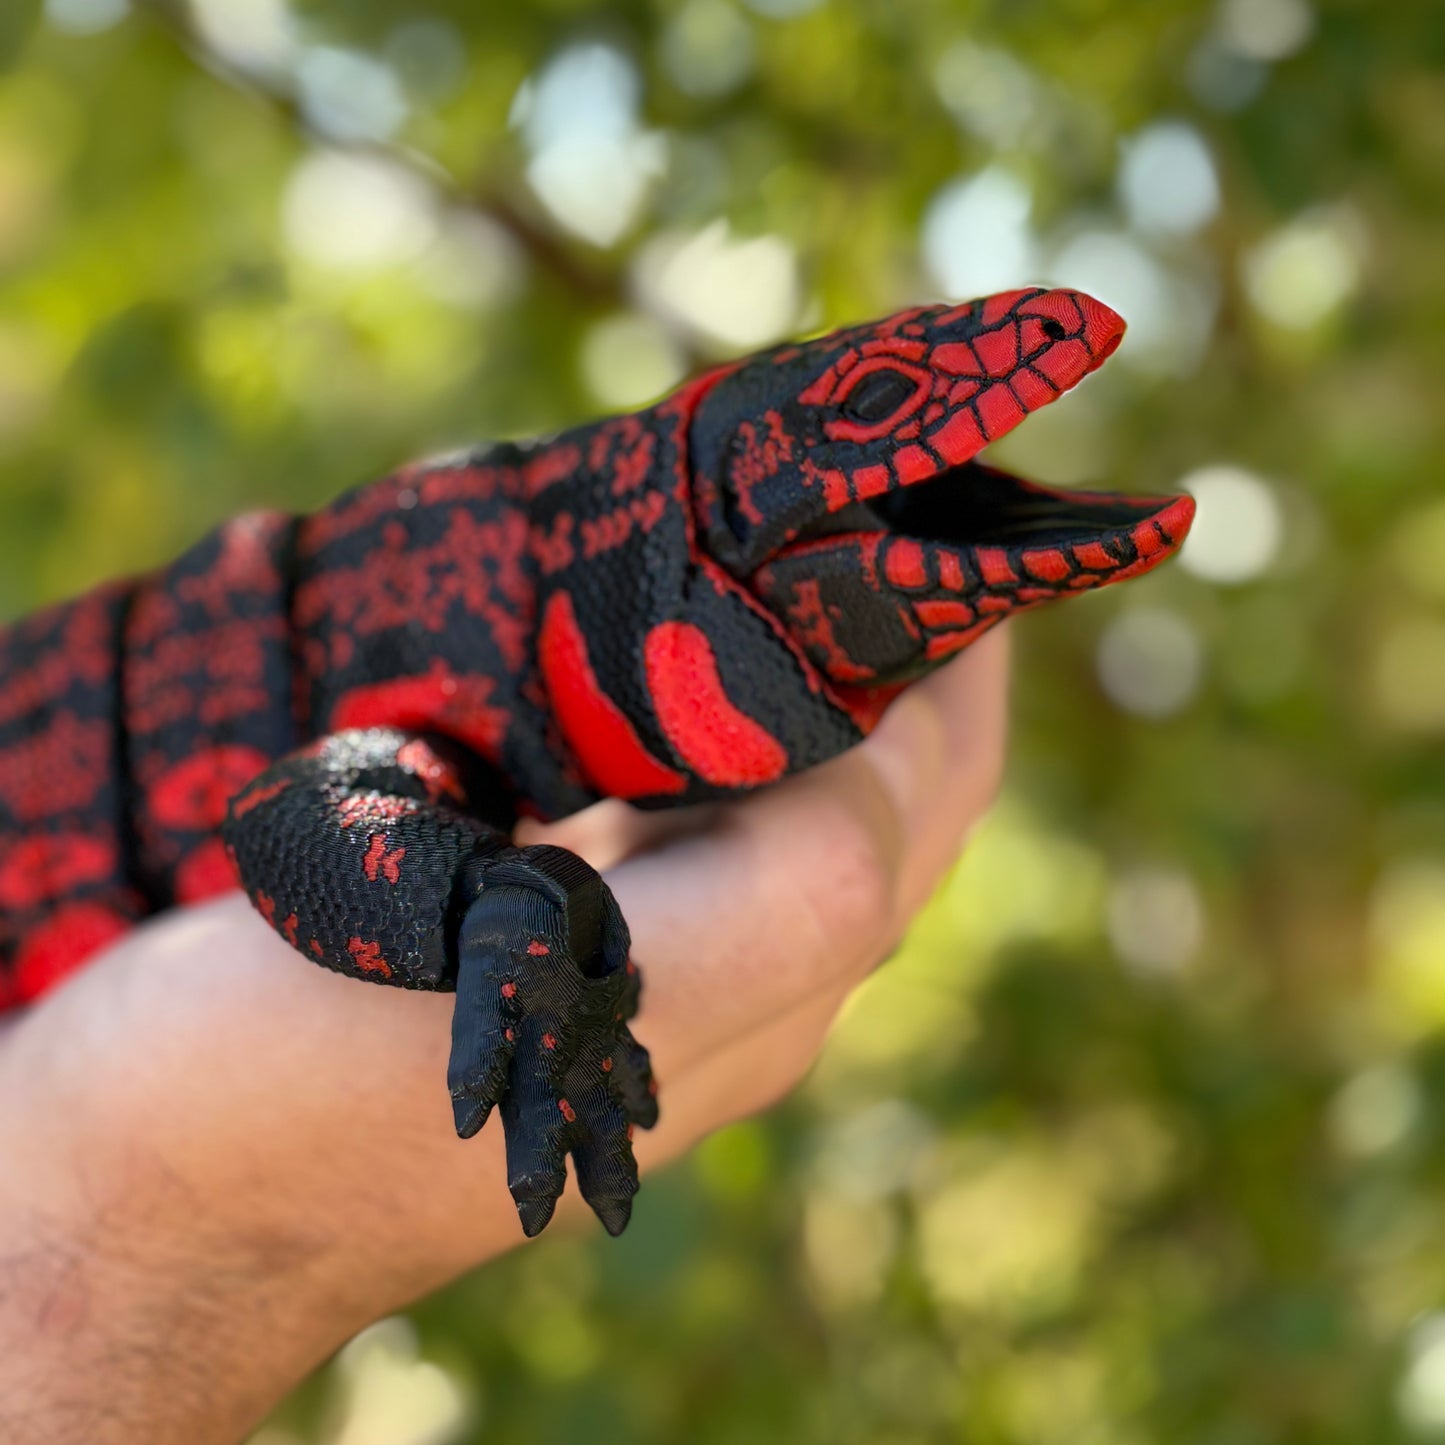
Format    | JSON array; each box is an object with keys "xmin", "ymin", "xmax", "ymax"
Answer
[{"xmin": 448, "ymin": 846, "xmax": 656, "ymax": 1236}]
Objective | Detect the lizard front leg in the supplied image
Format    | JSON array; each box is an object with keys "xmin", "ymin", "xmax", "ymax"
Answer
[{"xmin": 221, "ymin": 728, "xmax": 656, "ymax": 1236}]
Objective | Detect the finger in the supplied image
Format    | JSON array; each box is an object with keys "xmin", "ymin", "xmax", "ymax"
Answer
[
  {"xmin": 855, "ymin": 624, "xmax": 1011, "ymax": 921},
  {"xmin": 631, "ymin": 984, "xmax": 853, "ymax": 1175}
]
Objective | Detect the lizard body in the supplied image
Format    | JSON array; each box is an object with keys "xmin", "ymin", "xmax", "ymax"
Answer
[{"xmin": 0, "ymin": 288, "xmax": 1193, "ymax": 1232}]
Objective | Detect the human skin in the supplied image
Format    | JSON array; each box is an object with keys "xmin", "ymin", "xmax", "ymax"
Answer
[{"xmin": 0, "ymin": 629, "xmax": 1007, "ymax": 1445}]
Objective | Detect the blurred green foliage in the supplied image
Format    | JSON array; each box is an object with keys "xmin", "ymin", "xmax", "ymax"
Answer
[{"xmin": 4, "ymin": 0, "xmax": 1445, "ymax": 1440}]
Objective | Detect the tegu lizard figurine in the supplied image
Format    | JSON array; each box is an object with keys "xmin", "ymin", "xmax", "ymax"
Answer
[{"xmin": 0, "ymin": 287, "xmax": 1195, "ymax": 1237}]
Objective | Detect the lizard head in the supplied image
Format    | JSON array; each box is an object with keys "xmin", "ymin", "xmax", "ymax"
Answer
[{"xmin": 687, "ymin": 287, "xmax": 1195, "ymax": 690}]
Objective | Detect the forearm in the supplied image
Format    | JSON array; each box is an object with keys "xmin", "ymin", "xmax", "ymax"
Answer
[
  {"xmin": 0, "ymin": 632, "xmax": 1007, "ymax": 1445},
  {"xmin": 0, "ymin": 898, "xmax": 847, "ymax": 1444}
]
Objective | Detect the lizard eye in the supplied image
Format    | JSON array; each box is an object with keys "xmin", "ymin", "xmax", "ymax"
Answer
[
  {"xmin": 1040, "ymin": 317, "xmax": 1068, "ymax": 341},
  {"xmin": 841, "ymin": 367, "xmax": 917, "ymax": 425}
]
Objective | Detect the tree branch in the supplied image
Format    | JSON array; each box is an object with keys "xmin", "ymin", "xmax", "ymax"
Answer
[{"xmin": 131, "ymin": 0, "xmax": 625, "ymax": 306}]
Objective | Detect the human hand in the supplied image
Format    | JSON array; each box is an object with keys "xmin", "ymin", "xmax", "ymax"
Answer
[{"xmin": 0, "ymin": 628, "xmax": 1008, "ymax": 1445}]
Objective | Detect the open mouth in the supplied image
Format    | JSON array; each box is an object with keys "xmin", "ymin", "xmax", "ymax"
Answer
[
  {"xmin": 807, "ymin": 459, "xmax": 1182, "ymax": 553},
  {"xmin": 779, "ymin": 455, "xmax": 1194, "ymax": 580},
  {"xmin": 750, "ymin": 457, "xmax": 1195, "ymax": 691}
]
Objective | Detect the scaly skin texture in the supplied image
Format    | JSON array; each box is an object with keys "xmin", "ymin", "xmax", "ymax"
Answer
[{"xmin": 0, "ymin": 287, "xmax": 1194, "ymax": 1234}]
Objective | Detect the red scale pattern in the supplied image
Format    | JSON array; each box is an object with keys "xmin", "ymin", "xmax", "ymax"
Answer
[{"xmin": 0, "ymin": 287, "xmax": 1192, "ymax": 1012}]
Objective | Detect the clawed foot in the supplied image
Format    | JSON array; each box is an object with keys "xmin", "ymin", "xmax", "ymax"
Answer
[{"xmin": 448, "ymin": 845, "xmax": 658, "ymax": 1237}]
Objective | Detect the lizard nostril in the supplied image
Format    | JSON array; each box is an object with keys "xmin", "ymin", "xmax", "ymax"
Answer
[{"xmin": 1040, "ymin": 318, "xmax": 1067, "ymax": 342}]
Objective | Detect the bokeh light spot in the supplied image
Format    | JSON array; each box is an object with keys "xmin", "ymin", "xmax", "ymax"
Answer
[
  {"xmin": 1047, "ymin": 231, "xmax": 1217, "ymax": 376},
  {"xmin": 813, "ymin": 1100, "xmax": 937, "ymax": 1203},
  {"xmin": 1177, "ymin": 464, "xmax": 1283, "ymax": 584},
  {"xmin": 296, "ymin": 46, "xmax": 409, "ymax": 143},
  {"xmin": 1119, "ymin": 121, "xmax": 1220, "ymax": 236},
  {"xmin": 188, "ymin": 0, "xmax": 295, "ymax": 74},
  {"xmin": 282, "ymin": 151, "xmax": 438, "ymax": 272},
  {"xmin": 330, "ymin": 1316, "xmax": 473, "ymax": 1445},
  {"xmin": 1243, "ymin": 211, "xmax": 1362, "ymax": 330},
  {"xmin": 933, "ymin": 42, "xmax": 1038, "ymax": 148},
  {"xmin": 1096, "ymin": 609, "xmax": 1204, "ymax": 718},
  {"xmin": 1390, "ymin": 500, "xmax": 1445, "ymax": 605},
  {"xmin": 1186, "ymin": 38, "xmax": 1267, "ymax": 112},
  {"xmin": 579, "ymin": 312, "xmax": 688, "ymax": 408},
  {"xmin": 1400, "ymin": 1315, "xmax": 1445, "ymax": 1433},
  {"xmin": 1370, "ymin": 857, "xmax": 1445, "ymax": 1030},
  {"xmin": 1372, "ymin": 618, "xmax": 1445, "ymax": 736},
  {"xmin": 921, "ymin": 168, "xmax": 1036, "ymax": 300},
  {"xmin": 917, "ymin": 1147, "xmax": 1097, "ymax": 1312},
  {"xmin": 44, "ymin": 0, "xmax": 128, "ymax": 33},
  {"xmin": 633, "ymin": 220, "xmax": 800, "ymax": 350},
  {"xmin": 1328, "ymin": 1063, "xmax": 1421, "ymax": 1159},
  {"xmin": 1106, "ymin": 864, "xmax": 1205, "ymax": 976},
  {"xmin": 741, "ymin": 0, "xmax": 824, "ymax": 16},
  {"xmin": 413, "ymin": 214, "xmax": 525, "ymax": 312},
  {"xmin": 514, "ymin": 43, "xmax": 665, "ymax": 247},
  {"xmin": 385, "ymin": 19, "xmax": 469, "ymax": 104},
  {"xmin": 1217, "ymin": 0, "xmax": 1316, "ymax": 62},
  {"xmin": 661, "ymin": 0, "xmax": 755, "ymax": 98},
  {"xmin": 803, "ymin": 1195, "xmax": 897, "ymax": 1307}
]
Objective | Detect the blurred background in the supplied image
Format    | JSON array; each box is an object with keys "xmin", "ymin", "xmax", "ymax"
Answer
[{"xmin": 2, "ymin": 0, "xmax": 1443, "ymax": 1439}]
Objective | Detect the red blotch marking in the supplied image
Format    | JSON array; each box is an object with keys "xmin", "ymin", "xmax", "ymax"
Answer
[
  {"xmin": 929, "ymin": 408, "xmax": 986, "ymax": 465},
  {"xmin": 975, "ymin": 383, "xmax": 1027, "ymax": 439},
  {"xmin": 347, "ymin": 937, "xmax": 392, "ymax": 979},
  {"xmin": 538, "ymin": 590, "xmax": 685, "ymax": 800},
  {"xmin": 1033, "ymin": 338, "xmax": 1091, "ymax": 390},
  {"xmin": 973, "ymin": 327, "xmax": 1020, "ymax": 378},
  {"xmin": 937, "ymin": 553, "xmax": 966, "ymax": 592},
  {"xmin": 975, "ymin": 548, "xmax": 1018, "ymax": 587},
  {"xmin": 281, "ymin": 913, "xmax": 299, "ymax": 948},
  {"xmin": 150, "ymin": 745, "xmax": 271, "ymax": 831},
  {"xmin": 978, "ymin": 595, "xmax": 1014, "ymax": 613},
  {"xmin": 12, "ymin": 902, "xmax": 131, "ymax": 1003},
  {"xmin": 1071, "ymin": 540, "xmax": 1117, "ymax": 572},
  {"xmin": 522, "ymin": 441, "xmax": 581, "ymax": 498},
  {"xmin": 395, "ymin": 738, "xmax": 465, "ymax": 803},
  {"xmin": 915, "ymin": 600, "xmax": 976, "ymax": 629},
  {"xmin": 893, "ymin": 444, "xmax": 936, "ymax": 484},
  {"xmin": 229, "ymin": 774, "xmax": 292, "ymax": 821},
  {"xmin": 931, "ymin": 341, "xmax": 983, "ymax": 377},
  {"xmin": 982, "ymin": 288, "xmax": 1035, "ymax": 324},
  {"xmin": 174, "ymin": 836, "xmax": 240, "ymax": 903},
  {"xmin": 310, "ymin": 939, "xmax": 325, "ymax": 959},
  {"xmin": 1011, "ymin": 368, "xmax": 1058, "ymax": 411},
  {"xmin": 558, "ymin": 1099, "xmax": 577, "ymax": 1123},
  {"xmin": 1021, "ymin": 548, "xmax": 1072, "ymax": 584},
  {"xmin": 362, "ymin": 834, "xmax": 405, "ymax": 885},
  {"xmin": 643, "ymin": 621, "xmax": 789, "ymax": 788},
  {"xmin": 853, "ymin": 464, "xmax": 891, "ymax": 500},
  {"xmin": 926, "ymin": 628, "xmax": 982, "ymax": 660},
  {"xmin": 542, "ymin": 1032, "xmax": 557, "ymax": 1050},
  {"xmin": 527, "ymin": 940, "xmax": 550, "ymax": 956},
  {"xmin": 0, "ymin": 834, "xmax": 116, "ymax": 910},
  {"xmin": 331, "ymin": 661, "xmax": 507, "ymax": 766},
  {"xmin": 500, "ymin": 981, "xmax": 517, "ymax": 999},
  {"xmin": 820, "ymin": 468, "xmax": 851, "ymax": 511},
  {"xmin": 827, "ymin": 680, "xmax": 907, "ymax": 733},
  {"xmin": 884, "ymin": 540, "xmax": 928, "ymax": 590}
]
